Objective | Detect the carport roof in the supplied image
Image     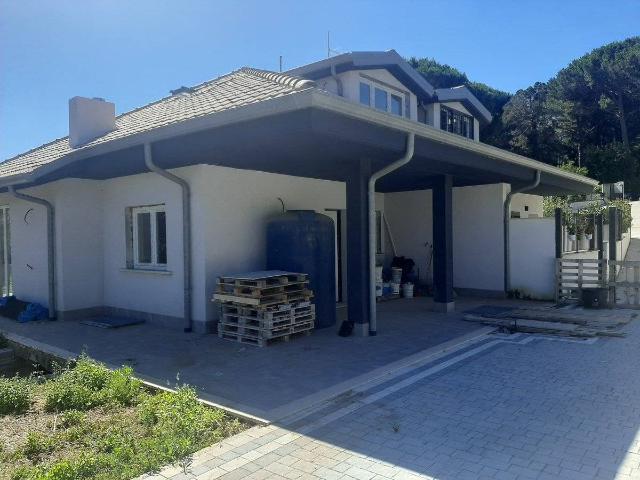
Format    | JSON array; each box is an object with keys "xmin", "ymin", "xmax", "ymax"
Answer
[{"xmin": 0, "ymin": 66, "xmax": 598, "ymax": 196}]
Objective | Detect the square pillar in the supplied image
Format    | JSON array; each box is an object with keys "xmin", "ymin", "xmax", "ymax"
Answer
[
  {"xmin": 433, "ymin": 175, "xmax": 454, "ymax": 312},
  {"xmin": 346, "ymin": 158, "xmax": 371, "ymax": 336}
]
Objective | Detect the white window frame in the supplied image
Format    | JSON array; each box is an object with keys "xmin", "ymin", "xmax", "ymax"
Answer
[
  {"xmin": 358, "ymin": 78, "xmax": 406, "ymax": 118},
  {"xmin": 131, "ymin": 204, "xmax": 166, "ymax": 270}
]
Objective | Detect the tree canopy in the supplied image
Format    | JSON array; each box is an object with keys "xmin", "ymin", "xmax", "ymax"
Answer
[{"xmin": 409, "ymin": 37, "xmax": 640, "ymax": 194}]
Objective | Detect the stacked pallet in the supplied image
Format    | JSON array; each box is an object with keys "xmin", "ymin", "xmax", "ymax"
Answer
[{"xmin": 212, "ymin": 270, "xmax": 315, "ymax": 346}]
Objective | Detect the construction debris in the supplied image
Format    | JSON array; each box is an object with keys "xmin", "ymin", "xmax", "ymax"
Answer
[
  {"xmin": 213, "ymin": 270, "xmax": 315, "ymax": 346},
  {"xmin": 463, "ymin": 305, "xmax": 636, "ymax": 338}
]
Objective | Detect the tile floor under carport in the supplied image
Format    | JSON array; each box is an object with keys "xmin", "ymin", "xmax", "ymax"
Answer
[{"xmin": 0, "ymin": 297, "xmax": 525, "ymax": 421}]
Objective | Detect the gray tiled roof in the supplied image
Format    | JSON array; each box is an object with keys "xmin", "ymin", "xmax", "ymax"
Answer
[{"xmin": 0, "ymin": 68, "xmax": 314, "ymax": 180}]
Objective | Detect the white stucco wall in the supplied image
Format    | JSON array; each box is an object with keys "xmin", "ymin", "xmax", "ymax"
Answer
[
  {"xmin": 315, "ymin": 69, "xmax": 418, "ymax": 122},
  {"xmin": 510, "ymin": 193, "xmax": 543, "ymax": 218},
  {"xmin": 191, "ymin": 165, "xmax": 348, "ymax": 324},
  {"xmin": 0, "ymin": 191, "xmax": 50, "ymax": 306},
  {"xmin": 384, "ymin": 183, "xmax": 507, "ymax": 294},
  {"xmin": 509, "ymin": 217, "xmax": 556, "ymax": 299}
]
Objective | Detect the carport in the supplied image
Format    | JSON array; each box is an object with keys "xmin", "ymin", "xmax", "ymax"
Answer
[{"xmin": 0, "ymin": 85, "xmax": 598, "ymax": 335}]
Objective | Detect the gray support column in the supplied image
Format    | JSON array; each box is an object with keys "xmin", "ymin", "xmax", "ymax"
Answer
[
  {"xmin": 345, "ymin": 158, "xmax": 371, "ymax": 336},
  {"xmin": 555, "ymin": 208, "xmax": 563, "ymax": 259},
  {"xmin": 608, "ymin": 206, "xmax": 618, "ymax": 302},
  {"xmin": 596, "ymin": 214, "xmax": 604, "ymax": 261},
  {"xmin": 432, "ymin": 175, "xmax": 454, "ymax": 312}
]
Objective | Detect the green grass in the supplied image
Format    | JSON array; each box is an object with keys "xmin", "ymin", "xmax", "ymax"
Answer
[{"xmin": 0, "ymin": 356, "xmax": 246, "ymax": 480}]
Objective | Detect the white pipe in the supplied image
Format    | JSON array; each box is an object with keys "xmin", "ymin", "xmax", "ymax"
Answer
[
  {"xmin": 8, "ymin": 185, "xmax": 56, "ymax": 319},
  {"xmin": 330, "ymin": 64, "xmax": 344, "ymax": 97},
  {"xmin": 144, "ymin": 143, "xmax": 193, "ymax": 332},
  {"xmin": 368, "ymin": 133, "xmax": 415, "ymax": 335},
  {"xmin": 504, "ymin": 170, "xmax": 541, "ymax": 293}
]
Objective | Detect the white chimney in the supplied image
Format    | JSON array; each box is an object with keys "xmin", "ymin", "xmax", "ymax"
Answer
[{"xmin": 68, "ymin": 96, "xmax": 116, "ymax": 148}]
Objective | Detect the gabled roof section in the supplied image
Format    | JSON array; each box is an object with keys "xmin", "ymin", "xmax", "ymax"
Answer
[
  {"xmin": 287, "ymin": 50, "xmax": 436, "ymax": 100},
  {"xmin": 435, "ymin": 86, "xmax": 493, "ymax": 125},
  {"xmin": 0, "ymin": 68, "xmax": 314, "ymax": 180}
]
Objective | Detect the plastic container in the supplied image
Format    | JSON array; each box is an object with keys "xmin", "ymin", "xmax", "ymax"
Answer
[
  {"xmin": 266, "ymin": 210, "xmax": 336, "ymax": 329},
  {"xmin": 402, "ymin": 283, "xmax": 414, "ymax": 298},
  {"xmin": 391, "ymin": 267, "xmax": 403, "ymax": 283},
  {"xmin": 391, "ymin": 283, "xmax": 400, "ymax": 295}
]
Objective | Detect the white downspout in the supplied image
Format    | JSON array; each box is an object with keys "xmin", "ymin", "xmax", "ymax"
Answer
[
  {"xmin": 504, "ymin": 170, "xmax": 541, "ymax": 293},
  {"xmin": 8, "ymin": 185, "xmax": 56, "ymax": 320},
  {"xmin": 144, "ymin": 143, "xmax": 193, "ymax": 333},
  {"xmin": 368, "ymin": 133, "xmax": 415, "ymax": 335}
]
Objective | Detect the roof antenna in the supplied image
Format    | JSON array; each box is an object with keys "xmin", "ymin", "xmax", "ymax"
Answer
[
  {"xmin": 279, "ymin": 55, "xmax": 283, "ymax": 73},
  {"xmin": 327, "ymin": 31, "xmax": 339, "ymax": 58}
]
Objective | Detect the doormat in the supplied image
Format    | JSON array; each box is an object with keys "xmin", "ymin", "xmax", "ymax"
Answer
[
  {"xmin": 463, "ymin": 305, "xmax": 516, "ymax": 318},
  {"xmin": 80, "ymin": 317, "xmax": 145, "ymax": 329}
]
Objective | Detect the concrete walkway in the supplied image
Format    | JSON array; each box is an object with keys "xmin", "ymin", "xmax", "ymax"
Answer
[
  {"xmin": 148, "ymin": 317, "xmax": 640, "ymax": 480},
  {"xmin": 0, "ymin": 298, "xmax": 498, "ymax": 421}
]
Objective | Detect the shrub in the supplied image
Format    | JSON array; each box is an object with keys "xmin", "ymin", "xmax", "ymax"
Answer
[
  {"xmin": 0, "ymin": 376, "xmax": 32, "ymax": 415},
  {"xmin": 22, "ymin": 431, "xmax": 55, "ymax": 461},
  {"xmin": 45, "ymin": 356, "xmax": 141, "ymax": 412},
  {"xmin": 103, "ymin": 366, "xmax": 143, "ymax": 407},
  {"xmin": 60, "ymin": 410, "xmax": 86, "ymax": 429}
]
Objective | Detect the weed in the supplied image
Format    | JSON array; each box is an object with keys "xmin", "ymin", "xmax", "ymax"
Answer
[
  {"xmin": 44, "ymin": 356, "xmax": 142, "ymax": 412},
  {"xmin": 103, "ymin": 366, "xmax": 143, "ymax": 406},
  {"xmin": 60, "ymin": 410, "xmax": 86, "ymax": 429},
  {"xmin": 22, "ymin": 432, "xmax": 55, "ymax": 461},
  {"xmin": 0, "ymin": 376, "xmax": 32, "ymax": 416}
]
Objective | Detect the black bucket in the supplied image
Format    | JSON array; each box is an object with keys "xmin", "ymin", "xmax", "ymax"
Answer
[{"xmin": 581, "ymin": 287, "xmax": 609, "ymax": 309}]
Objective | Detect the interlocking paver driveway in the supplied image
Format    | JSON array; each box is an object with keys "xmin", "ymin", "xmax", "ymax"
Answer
[{"xmin": 153, "ymin": 319, "xmax": 640, "ymax": 480}]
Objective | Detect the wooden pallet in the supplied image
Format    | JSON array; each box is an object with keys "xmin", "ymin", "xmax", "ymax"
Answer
[
  {"xmin": 213, "ymin": 289, "xmax": 313, "ymax": 306},
  {"xmin": 220, "ymin": 310, "xmax": 316, "ymax": 330},
  {"xmin": 215, "ymin": 282, "xmax": 309, "ymax": 298},
  {"xmin": 222, "ymin": 302, "xmax": 314, "ymax": 318},
  {"xmin": 218, "ymin": 325, "xmax": 314, "ymax": 347},
  {"xmin": 218, "ymin": 272, "xmax": 308, "ymax": 288}
]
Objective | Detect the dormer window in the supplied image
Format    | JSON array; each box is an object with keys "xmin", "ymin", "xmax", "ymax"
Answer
[
  {"xmin": 440, "ymin": 105, "xmax": 474, "ymax": 140},
  {"xmin": 359, "ymin": 81, "xmax": 405, "ymax": 118}
]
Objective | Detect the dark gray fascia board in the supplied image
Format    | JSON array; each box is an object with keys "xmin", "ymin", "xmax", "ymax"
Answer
[
  {"xmin": 287, "ymin": 50, "xmax": 436, "ymax": 100},
  {"xmin": 434, "ymin": 86, "xmax": 493, "ymax": 125},
  {"xmin": 0, "ymin": 89, "xmax": 597, "ymax": 195}
]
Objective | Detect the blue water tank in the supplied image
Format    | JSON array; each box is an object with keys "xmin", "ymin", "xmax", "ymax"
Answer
[{"xmin": 266, "ymin": 210, "xmax": 336, "ymax": 329}]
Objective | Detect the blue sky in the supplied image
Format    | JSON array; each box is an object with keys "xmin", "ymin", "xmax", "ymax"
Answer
[{"xmin": 1, "ymin": 0, "xmax": 638, "ymax": 160}]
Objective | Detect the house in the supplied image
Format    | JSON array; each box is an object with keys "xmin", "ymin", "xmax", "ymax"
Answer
[{"xmin": 0, "ymin": 50, "xmax": 597, "ymax": 335}]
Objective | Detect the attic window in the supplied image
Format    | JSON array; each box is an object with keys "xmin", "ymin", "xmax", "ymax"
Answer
[
  {"xmin": 440, "ymin": 105, "xmax": 474, "ymax": 140},
  {"xmin": 359, "ymin": 81, "xmax": 405, "ymax": 117}
]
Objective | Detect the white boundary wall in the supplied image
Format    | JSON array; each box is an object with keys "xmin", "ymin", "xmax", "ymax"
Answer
[{"xmin": 509, "ymin": 218, "xmax": 556, "ymax": 300}]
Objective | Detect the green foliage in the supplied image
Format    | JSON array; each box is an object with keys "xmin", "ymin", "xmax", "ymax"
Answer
[
  {"xmin": 3, "ymin": 358, "xmax": 245, "ymax": 480},
  {"xmin": 44, "ymin": 356, "xmax": 143, "ymax": 412},
  {"xmin": 0, "ymin": 376, "xmax": 32, "ymax": 416},
  {"xmin": 22, "ymin": 432, "xmax": 55, "ymax": 461},
  {"xmin": 0, "ymin": 333, "xmax": 8, "ymax": 348},
  {"xmin": 60, "ymin": 410, "xmax": 86, "ymax": 429},
  {"xmin": 610, "ymin": 199, "xmax": 633, "ymax": 232},
  {"xmin": 412, "ymin": 37, "xmax": 640, "ymax": 193}
]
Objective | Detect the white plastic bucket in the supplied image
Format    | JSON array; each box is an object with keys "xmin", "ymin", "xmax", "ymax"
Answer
[
  {"xmin": 376, "ymin": 282, "xmax": 383, "ymax": 297},
  {"xmin": 375, "ymin": 266, "xmax": 383, "ymax": 282},
  {"xmin": 391, "ymin": 267, "xmax": 402, "ymax": 283},
  {"xmin": 391, "ymin": 282, "xmax": 400, "ymax": 295},
  {"xmin": 402, "ymin": 283, "xmax": 414, "ymax": 298}
]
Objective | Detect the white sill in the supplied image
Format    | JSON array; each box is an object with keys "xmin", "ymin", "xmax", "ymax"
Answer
[{"xmin": 120, "ymin": 268, "xmax": 173, "ymax": 276}]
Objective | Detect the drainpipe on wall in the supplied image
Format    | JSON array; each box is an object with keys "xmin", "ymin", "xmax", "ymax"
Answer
[
  {"xmin": 330, "ymin": 64, "xmax": 344, "ymax": 97},
  {"xmin": 368, "ymin": 133, "xmax": 415, "ymax": 335},
  {"xmin": 7, "ymin": 185, "xmax": 56, "ymax": 320},
  {"xmin": 143, "ymin": 143, "xmax": 193, "ymax": 333},
  {"xmin": 504, "ymin": 170, "xmax": 541, "ymax": 294}
]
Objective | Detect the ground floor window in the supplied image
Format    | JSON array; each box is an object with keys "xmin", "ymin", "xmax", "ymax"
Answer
[{"xmin": 128, "ymin": 205, "xmax": 167, "ymax": 269}]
